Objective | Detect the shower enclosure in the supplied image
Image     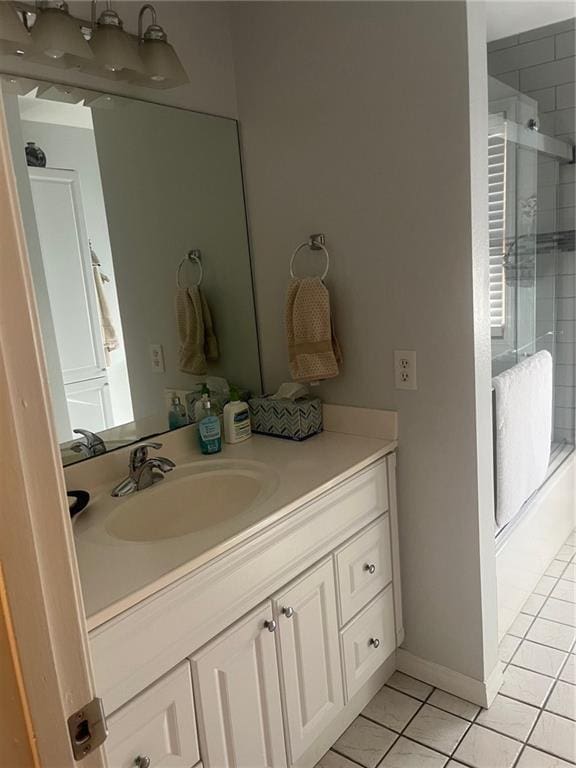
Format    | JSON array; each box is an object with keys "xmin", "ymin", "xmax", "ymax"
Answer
[{"xmin": 489, "ymin": 76, "xmax": 575, "ymax": 474}]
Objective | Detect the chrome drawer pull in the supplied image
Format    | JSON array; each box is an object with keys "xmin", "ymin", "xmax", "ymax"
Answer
[
  {"xmin": 364, "ymin": 563, "xmax": 376, "ymax": 574},
  {"xmin": 369, "ymin": 637, "xmax": 380, "ymax": 649},
  {"xmin": 264, "ymin": 619, "xmax": 277, "ymax": 632},
  {"xmin": 135, "ymin": 757, "xmax": 151, "ymax": 768},
  {"xmin": 282, "ymin": 607, "xmax": 294, "ymax": 618}
]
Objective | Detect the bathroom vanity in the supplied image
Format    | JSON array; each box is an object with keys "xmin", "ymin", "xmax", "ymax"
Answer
[{"xmin": 68, "ymin": 420, "xmax": 401, "ymax": 768}]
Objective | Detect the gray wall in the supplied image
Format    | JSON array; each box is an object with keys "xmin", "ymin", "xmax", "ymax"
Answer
[
  {"xmin": 231, "ymin": 1, "xmax": 497, "ymax": 683},
  {"xmin": 488, "ymin": 18, "xmax": 576, "ymax": 444}
]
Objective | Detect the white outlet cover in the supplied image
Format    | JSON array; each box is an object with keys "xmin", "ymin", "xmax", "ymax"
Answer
[{"xmin": 394, "ymin": 350, "xmax": 417, "ymax": 390}]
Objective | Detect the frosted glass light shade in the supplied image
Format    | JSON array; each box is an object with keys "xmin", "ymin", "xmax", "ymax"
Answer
[
  {"xmin": 0, "ymin": 2, "xmax": 32, "ymax": 56},
  {"xmin": 87, "ymin": 25, "xmax": 145, "ymax": 75},
  {"xmin": 136, "ymin": 39, "xmax": 188, "ymax": 89},
  {"xmin": 30, "ymin": 7, "xmax": 93, "ymax": 61}
]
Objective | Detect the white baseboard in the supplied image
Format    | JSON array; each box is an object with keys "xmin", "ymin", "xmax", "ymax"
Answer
[{"xmin": 396, "ymin": 649, "xmax": 503, "ymax": 708}]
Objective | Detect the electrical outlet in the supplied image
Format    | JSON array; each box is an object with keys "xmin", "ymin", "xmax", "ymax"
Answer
[
  {"xmin": 150, "ymin": 343, "xmax": 165, "ymax": 373},
  {"xmin": 394, "ymin": 350, "xmax": 417, "ymax": 390}
]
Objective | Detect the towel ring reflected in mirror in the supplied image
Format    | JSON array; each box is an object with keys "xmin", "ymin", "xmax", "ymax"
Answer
[
  {"xmin": 177, "ymin": 249, "xmax": 203, "ymax": 288},
  {"xmin": 289, "ymin": 233, "xmax": 330, "ymax": 280}
]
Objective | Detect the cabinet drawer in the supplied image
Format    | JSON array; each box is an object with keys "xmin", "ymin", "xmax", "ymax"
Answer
[
  {"xmin": 106, "ymin": 661, "xmax": 199, "ymax": 768},
  {"xmin": 341, "ymin": 586, "xmax": 396, "ymax": 701},
  {"xmin": 335, "ymin": 515, "xmax": 392, "ymax": 625}
]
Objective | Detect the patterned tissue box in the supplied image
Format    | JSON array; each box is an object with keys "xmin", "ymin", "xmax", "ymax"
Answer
[{"xmin": 248, "ymin": 396, "xmax": 322, "ymax": 441}]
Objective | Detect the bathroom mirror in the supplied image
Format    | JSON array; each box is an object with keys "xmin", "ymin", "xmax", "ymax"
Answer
[{"xmin": 3, "ymin": 82, "xmax": 262, "ymax": 465}]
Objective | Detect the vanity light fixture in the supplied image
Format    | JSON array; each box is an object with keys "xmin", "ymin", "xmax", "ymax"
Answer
[
  {"xmin": 29, "ymin": 1, "xmax": 93, "ymax": 64},
  {"xmin": 134, "ymin": 3, "xmax": 189, "ymax": 89},
  {"xmin": 86, "ymin": 1, "xmax": 146, "ymax": 79},
  {"xmin": 0, "ymin": 1, "xmax": 33, "ymax": 57}
]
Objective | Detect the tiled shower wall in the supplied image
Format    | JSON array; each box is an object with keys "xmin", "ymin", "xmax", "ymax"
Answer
[{"xmin": 488, "ymin": 18, "xmax": 576, "ymax": 444}]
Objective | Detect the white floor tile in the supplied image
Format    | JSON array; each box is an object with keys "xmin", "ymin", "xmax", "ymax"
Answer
[
  {"xmin": 428, "ymin": 690, "xmax": 480, "ymax": 721},
  {"xmin": 552, "ymin": 580, "xmax": 576, "ymax": 603},
  {"xmin": 403, "ymin": 704, "xmax": 469, "ymax": 755},
  {"xmin": 454, "ymin": 724, "xmax": 522, "ymax": 768},
  {"xmin": 546, "ymin": 561, "xmax": 568, "ymax": 578},
  {"xmin": 509, "ymin": 613, "xmax": 534, "ymax": 638},
  {"xmin": 386, "ymin": 671, "xmax": 433, "ymax": 701},
  {"xmin": 516, "ymin": 745, "xmax": 574, "ymax": 767},
  {"xmin": 378, "ymin": 737, "xmax": 448, "ymax": 767},
  {"xmin": 534, "ymin": 576, "xmax": 558, "ymax": 596},
  {"xmin": 500, "ymin": 665, "xmax": 554, "ymax": 707},
  {"xmin": 362, "ymin": 686, "xmax": 422, "ymax": 732},
  {"xmin": 521, "ymin": 594, "xmax": 546, "ymax": 616},
  {"xmin": 540, "ymin": 598, "xmax": 576, "ymax": 627},
  {"xmin": 333, "ymin": 717, "xmax": 397, "ymax": 768},
  {"xmin": 563, "ymin": 562, "xmax": 576, "ymax": 581},
  {"xmin": 499, "ymin": 635, "xmax": 522, "ymax": 663},
  {"xmin": 556, "ymin": 546, "xmax": 575, "ymax": 563},
  {"xmin": 546, "ymin": 681, "xmax": 576, "ymax": 721},
  {"xmin": 511, "ymin": 640, "xmax": 567, "ymax": 677},
  {"xmin": 559, "ymin": 654, "xmax": 576, "ymax": 684},
  {"xmin": 315, "ymin": 750, "xmax": 359, "ymax": 768},
  {"xmin": 529, "ymin": 711, "xmax": 576, "ymax": 763},
  {"xmin": 476, "ymin": 694, "xmax": 539, "ymax": 741},
  {"xmin": 564, "ymin": 532, "xmax": 576, "ymax": 546},
  {"xmin": 526, "ymin": 617, "xmax": 576, "ymax": 651}
]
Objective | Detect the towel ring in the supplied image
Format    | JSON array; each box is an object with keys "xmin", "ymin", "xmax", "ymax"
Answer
[
  {"xmin": 290, "ymin": 233, "xmax": 330, "ymax": 280},
  {"xmin": 177, "ymin": 249, "xmax": 203, "ymax": 288}
]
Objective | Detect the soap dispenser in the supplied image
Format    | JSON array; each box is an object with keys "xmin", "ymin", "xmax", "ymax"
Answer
[
  {"xmin": 197, "ymin": 389, "xmax": 222, "ymax": 455},
  {"xmin": 168, "ymin": 395, "xmax": 187, "ymax": 429}
]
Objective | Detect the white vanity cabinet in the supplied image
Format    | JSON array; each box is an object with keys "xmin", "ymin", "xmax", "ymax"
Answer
[
  {"xmin": 105, "ymin": 662, "xmax": 200, "ymax": 768},
  {"xmin": 192, "ymin": 603, "xmax": 287, "ymax": 768},
  {"xmin": 93, "ymin": 453, "xmax": 401, "ymax": 768},
  {"xmin": 273, "ymin": 559, "xmax": 344, "ymax": 764}
]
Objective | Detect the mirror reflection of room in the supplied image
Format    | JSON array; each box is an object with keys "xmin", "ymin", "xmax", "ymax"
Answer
[{"xmin": 4, "ymin": 89, "xmax": 261, "ymax": 465}]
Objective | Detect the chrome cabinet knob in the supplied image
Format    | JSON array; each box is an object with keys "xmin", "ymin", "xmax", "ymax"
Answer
[
  {"xmin": 264, "ymin": 619, "xmax": 277, "ymax": 632},
  {"xmin": 282, "ymin": 607, "xmax": 294, "ymax": 618},
  {"xmin": 134, "ymin": 757, "xmax": 151, "ymax": 768},
  {"xmin": 369, "ymin": 637, "xmax": 380, "ymax": 649},
  {"xmin": 364, "ymin": 563, "xmax": 376, "ymax": 574}
]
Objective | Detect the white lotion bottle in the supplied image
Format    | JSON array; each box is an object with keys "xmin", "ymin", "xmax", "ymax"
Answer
[{"xmin": 223, "ymin": 388, "xmax": 252, "ymax": 444}]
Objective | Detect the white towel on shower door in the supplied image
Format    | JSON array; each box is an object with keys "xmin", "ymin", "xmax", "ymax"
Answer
[{"xmin": 492, "ymin": 350, "xmax": 553, "ymax": 530}]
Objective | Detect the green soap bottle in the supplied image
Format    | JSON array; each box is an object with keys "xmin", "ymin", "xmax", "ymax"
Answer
[{"xmin": 197, "ymin": 390, "xmax": 222, "ymax": 455}]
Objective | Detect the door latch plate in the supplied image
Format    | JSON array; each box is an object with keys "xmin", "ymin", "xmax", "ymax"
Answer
[{"xmin": 67, "ymin": 697, "xmax": 108, "ymax": 760}]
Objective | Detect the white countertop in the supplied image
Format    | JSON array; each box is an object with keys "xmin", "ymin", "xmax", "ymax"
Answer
[{"xmin": 73, "ymin": 430, "xmax": 395, "ymax": 631}]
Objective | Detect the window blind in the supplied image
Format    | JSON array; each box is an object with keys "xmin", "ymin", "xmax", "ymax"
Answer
[{"xmin": 488, "ymin": 114, "xmax": 507, "ymax": 336}]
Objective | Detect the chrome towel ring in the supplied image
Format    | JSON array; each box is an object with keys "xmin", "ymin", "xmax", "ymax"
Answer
[
  {"xmin": 177, "ymin": 249, "xmax": 203, "ymax": 288},
  {"xmin": 289, "ymin": 233, "xmax": 330, "ymax": 280}
]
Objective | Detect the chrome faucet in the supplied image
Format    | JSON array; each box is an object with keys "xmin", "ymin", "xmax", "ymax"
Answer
[
  {"xmin": 111, "ymin": 442, "xmax": 175, "ymax": 497},
  {"xmin": 70, "ymin": 429, "xmax": 107, "ymax": 458}
]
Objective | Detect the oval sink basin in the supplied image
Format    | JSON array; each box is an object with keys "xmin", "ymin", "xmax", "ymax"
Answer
[{"xmin": 105, "ymin": 461, "xmax": 272, "ymax": 543}]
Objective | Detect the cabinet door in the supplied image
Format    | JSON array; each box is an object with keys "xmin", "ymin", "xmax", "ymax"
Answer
[
  {"xmin": 106, "ymin": 661, "xmax": 199, "ymax": 768},
  {"xmin": 274, "ymin": 558, "xmax": 344, "ymax": 764},
  {"xmin": 192, "ymin": 602, "xmax": 287, "ymax": 768}
]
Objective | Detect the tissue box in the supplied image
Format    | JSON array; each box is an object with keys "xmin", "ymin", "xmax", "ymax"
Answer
[{"xmin": 248, "ymin": 396, "xmax": 322, "ymax": 441}]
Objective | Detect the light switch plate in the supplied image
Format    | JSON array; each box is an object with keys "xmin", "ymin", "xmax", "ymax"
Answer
[
  {"xmin": 394, "ymin": 350, "xmax": 417, "ymax": 390},
  {"xmin": 150, "ymin": 343, "xmax": 165, "ymax": 373}
]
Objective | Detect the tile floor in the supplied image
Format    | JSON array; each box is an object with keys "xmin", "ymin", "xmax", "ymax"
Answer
[{"xmin": 316, "ymin": 530, "xmax": 576, "ymax": 768}]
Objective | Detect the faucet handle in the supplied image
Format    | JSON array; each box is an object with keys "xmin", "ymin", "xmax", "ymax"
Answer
[{"xmin": 129, "ymin": 442, "xmax": 163, "ymax": 472}]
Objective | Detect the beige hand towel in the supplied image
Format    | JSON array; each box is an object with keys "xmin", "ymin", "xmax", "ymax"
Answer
[
  {"xmin": 200, "ymin": 289, "xmax": 219, "ymax": 362},
  {"xmin": 176, "ymin": 286, "xmax": 219, "ymax": 375},
  {"xmin": 286, "ymin": 277, "xmax": 342, "ymax": 382},
  {"xmin": 91, "ymin": 245, "xmax": 119, "ymax": 366}
]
